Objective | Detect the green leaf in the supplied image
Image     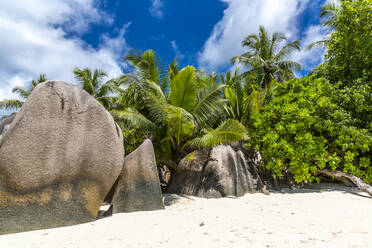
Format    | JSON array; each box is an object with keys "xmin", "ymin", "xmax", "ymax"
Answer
[
  {"xmin": 168, "ymin": 66, "xmax": 199, "ymax": 112},
  {"xmin": 164, "ymin": 105, "xmax": 195, "ymax": 146},
  {"xmin": 193, "ymin": 84, "xmax": 225, "ymax": 127},
  {"xmin": 0, "ymin": 100, "xmax": 24, "ymax": 110},
  {"xmin": 186, "ymin": 119, "xmax": 248, "ymax": 148},
  {"xmin": 112, "ymin": 108, "xmax": 156, "ymax": 130}
]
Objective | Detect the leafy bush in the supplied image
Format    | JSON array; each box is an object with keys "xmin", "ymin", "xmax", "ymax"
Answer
[
  {"xmin": 248, "ymin": 76, "xmax": 372, "ymax": 183},
  {"xmin": 323, "ymin": 0, "xmax": 372, "ymax": 84}
]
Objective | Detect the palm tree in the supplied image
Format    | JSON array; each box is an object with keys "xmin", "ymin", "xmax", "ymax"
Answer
[
  {"xmin": 231, "ymin": 26, "xmax": 301, "ymax": 88},
  {"xmin": 73, "ymin": 67, "xmax": 123, "ymax": 109},
  {"xmin": 222, "ymin": 69, "xmax": 278, "ymax": 127},
  {"xmin": 0, "ymin": 74, "xmax": 47, "ymax": 111},
  {"xmin": 112, "ymin": 50, "xmax": 248, "ymax": 168},
  {"xmin": 307, "ymin": 1, "xmax": 339, "ymax": 49}
]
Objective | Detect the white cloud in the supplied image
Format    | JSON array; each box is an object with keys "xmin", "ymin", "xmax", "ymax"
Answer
[
  {"xmin": 170, "ymin": 41, "xmax": 185, "ymax": 60},
  {"xmin": 0, "ymin": 0, "xmax": 129, "ymax": 103},
  {"xmin": 149, "ymin": 0, "xmax": 164, "ymax": 19},
  {"xmin": 198, "ymin": 0, "xmax": 315, "ymax": 72},
  {"xmin": 292, "ymin": 25, "xmax": 328, "ymax": 73}
]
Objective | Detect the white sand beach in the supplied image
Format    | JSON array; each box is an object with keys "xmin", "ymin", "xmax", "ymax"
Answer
[{"xmin": 1, "ymin": 183, "xmax": 371, "ymax": 248}]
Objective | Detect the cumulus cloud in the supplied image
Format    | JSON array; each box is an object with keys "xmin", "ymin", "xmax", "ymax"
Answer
[
  {"xmin": 0, "ymin": 0, "xmax": 129, "ymax": 102},
  {"xmin": 292, "ymin": 25, "xmax": 328, "ymax": 73},
  {"xmin": 198, "ymin": 0, "xmax": 324, "ymax": 72},
  {"xmin": 149, "ymin": 0, "xmax": 164, "ymax": 19},
  {"xmin": 170, "ymin": 41, "xmax": 185, "ymax": 60}
]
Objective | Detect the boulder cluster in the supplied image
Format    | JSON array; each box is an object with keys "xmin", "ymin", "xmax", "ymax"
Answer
[
  {"xmin": 0, "ymin": 81, "xmax": 163, "ymax": 235},
  {"xmin": 167, "ymin": 144, "xmax": 267, "ymax": 198},
  {"xmin": 0, "ymin": 81, "xmax": 266, "ymax": 235}
]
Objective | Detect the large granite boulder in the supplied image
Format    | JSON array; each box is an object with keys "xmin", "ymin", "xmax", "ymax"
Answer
[
  {"xmin": 0, "ymin": 81, "xmax": 124, "ymax": 234},
  {"xmin": 112, "ymin": 139, "xmax": 164, "ymax": 213},
  {"xmin": 167, "ymin": 144, "xmax": 267, "ymax": 198}
]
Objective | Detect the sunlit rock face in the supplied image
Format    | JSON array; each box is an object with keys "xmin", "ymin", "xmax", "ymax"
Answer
[
  {"xmin": 167, "ymin": 144, "xmax": 267, "ymax": 198},
  {"xmin": 112, "ymin": 139, "xmax": 164, "ymax": 213},
  {"xmin": 0, "ymin": 81, "xmax": 124, "ymax": 235}
]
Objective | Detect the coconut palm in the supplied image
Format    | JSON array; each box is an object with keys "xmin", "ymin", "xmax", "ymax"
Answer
[
  {"xmin": 222, "ymin": 69, "xmax": 278, "ymax": 127},
  {"xmin": 307, "ymin": 1, "xmax": 340, "ymax": 49},
  {"xmin": 0, "ymin": 73, "xmax": 47, "ymax": 111},
  {"xmin": 231, "ymin": 26, "xmax": 301, "ymax": 88},
  {"xmin": 73, "ymin": 67, "xmax": 123, "ymax": 109},
  {"xmin": 112, "ymin": 50, "xmax": 248, "ymax": 167}
]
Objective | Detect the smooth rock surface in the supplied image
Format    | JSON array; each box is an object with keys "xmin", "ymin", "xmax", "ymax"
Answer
[
  {"xmin": 0, "ymin": 81, "xmax": 124, "ymax": 234},
  {"xmin": 167, "ymin": 145, "xmax": 266, "ymax": 198},
  {"xmin": 112, "ymin": 139, "xmax": 164, "ymax": 213}
]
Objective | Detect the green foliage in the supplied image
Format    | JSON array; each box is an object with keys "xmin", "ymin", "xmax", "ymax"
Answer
[
  {"xmin": 307, "ymin": 0, "xmax": 340, "ymax": 50},
  {"xmin": 323, "ymin": 0, "xmax": 372, "ymax": 84},
  {"xmin": 249, "ymin": 76, "xmax": 372, "ymax": 183},
  {"xmin": 2, "ymin": 3, "xmax": 369, "ymax": 188},
  {"xmin": 114, "ymin": 50, "xmax": 248, "ymax": 164},
  {"xmin": 168, "ymin": 66, "xmax": 199, "ymax": 112},
  {"xmin": 186, "ymin": 119, "xmax": 248, "ymax": 149},
  {"xmin": 320, "ymin": 1, "xmax": 339, "ymax": 30},
  {"xmin": 0, "ymin": 100, "xmax": 24, "ymax": 111}
]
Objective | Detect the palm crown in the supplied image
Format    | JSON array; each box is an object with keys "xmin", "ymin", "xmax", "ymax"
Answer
[
  {"xmin": 73, "ymin": 68, "xmax": 124, "ymax": 109},
  {"xmin": 231, "ymin": 26, "xmax": 301, "ymax": 88},
  {"xmin": 112, "ymin": 50, "xmax": 248, "ymax": 165}
]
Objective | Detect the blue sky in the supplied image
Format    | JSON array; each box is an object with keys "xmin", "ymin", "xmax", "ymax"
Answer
[
  {"xmin": 82, "ymin": 0, "xmax": 227, "ymax": 68},
  {"xmin": 0, "ymin": 0, "xmax": 329, "ymax": 107}
]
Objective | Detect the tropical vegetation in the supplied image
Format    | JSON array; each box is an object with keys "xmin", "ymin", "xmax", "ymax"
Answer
[
  {"xmin": 231, "ymin": 26, "xmax": 301, "ymax": 87},
  {"xmin": 110, "ymin": 51, "xmax": 248, "ymax": 170},
  {"xmin": 1, "ymin": 0, "xmax": 370, "ymax": 185}
]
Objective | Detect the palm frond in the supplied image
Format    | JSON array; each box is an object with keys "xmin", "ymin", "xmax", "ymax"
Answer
[
  {"xmin": 73, "ymin": 67, "xmax": 94, "ymax": 95},
  {"xmin": 144, "ymin": 89, "xmax": 167, "ymax": 125},
  {"xmin": 277, "ymin": 60, "xmax": 302, "ymax": 73},
  {"xmin": 306, "ymin": 39, "xmax": 330, "ymax": 50},
  {"xmin": 31, "ymin": 73, "xmax": 47, "ymax": 89},
  {"xmin": 270, "ymin": 32, "xmax": 287, "ymax": 57},
  {"xmin": 185, "ymin": 119, "xmax": 248, "ymax": 149},
  {"xmin": 96, "ymin": 96, "xmax": 116, "ymax": 109},
  {"xmin": 273, "ymin": 40, "xmax": 301, "ymax": 62},
  {"xmin": 168, "ymin": 66, "xmax": 199, "ymax": 113},
  {"xmin": 118, "ymin": 84, "xmax": 145, "ymax": 109},
  {"xmin": 124, "ymin": 50, "xmax": 142, "ymax": 67},
  {"xmin": 0, "ymin": 100, "xmax": 24, "ymax": 110},
  {"xmin": 92, "ymin": 69, "xmax": 107, "ymax": 93},
  {"xmin": 112, "ymin": 108, "xmax": 156, "ymax": 130},
  {"xmin": 320, "ymin": 2, "xmax": 339, "ymax": 30},
  {"xmin": 193, "ymin": 84, "xmax": 226, "ymax": 127},
  {"xmin": 244, "ymin": 90, "xmax": 262, "ymax": 117},
  {"xmin": 12, "ymin": 87, "xmax": 30, "ymax": 99},
  {"xmin": 161, "ymin": 57, "xmax": 178, "ymax": 91},
  {"xmin": 164, "ymin": 105, "xmax": 195, "ymax": 146},
  {"xmin": 242, "ymin": 35, "xmax": 259, "ymax": 50},
  {"xmin": 258, "ymin": 26, "xmax": 270, "ymax": 60}
]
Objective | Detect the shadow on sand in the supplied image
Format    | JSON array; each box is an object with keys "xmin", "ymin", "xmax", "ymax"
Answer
[
  {"xmin": 163, "ymin": 183, "xmax": 371, "ymax": 206},
  {"xmin": 271, "ymin": 183, "xmax": 371, "ymax": 199}
]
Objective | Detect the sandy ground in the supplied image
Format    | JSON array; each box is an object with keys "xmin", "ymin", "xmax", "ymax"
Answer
[{"xmin": 0, "ymin": 183, "xmax": 371, "ymax": 248}]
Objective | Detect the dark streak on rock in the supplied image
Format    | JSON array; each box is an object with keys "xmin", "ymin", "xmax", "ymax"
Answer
[
  {"xmin": 61, "ymin": 98, "xmax": 65, "ymax": 111},
  {"xmin": 114, "ymin": 122, "xmax": 121, "ymax": 138}
]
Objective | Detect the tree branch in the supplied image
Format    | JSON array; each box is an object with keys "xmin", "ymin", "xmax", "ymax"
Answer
[{"xmin": 316, "ymin": 169, "xmax": 372, "ymax": 197}]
